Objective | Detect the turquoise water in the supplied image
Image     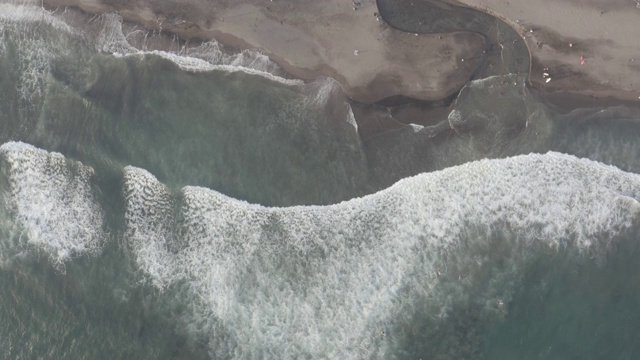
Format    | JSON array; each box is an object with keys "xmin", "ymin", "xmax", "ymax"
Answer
[{"xmin": 1, "ymin": 3, "xmax": 640, "ymax": 359}]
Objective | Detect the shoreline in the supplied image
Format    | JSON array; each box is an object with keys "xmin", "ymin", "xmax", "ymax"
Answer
[
  {"xmin": 44, "ymin": 0, "xmax": 486, "ymax": 103},
  {"xmin": 450, "ymin": 0, "xmax": 640, "ymax": 102},
  {"xmin": 42, "ymin": 0, "xmax": 640, "ymax": 105}
]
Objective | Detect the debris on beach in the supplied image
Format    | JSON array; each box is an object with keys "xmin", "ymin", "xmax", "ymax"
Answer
[{"xmin": 580, "ymin": 55, "xmax": 585, "ymax": 65}]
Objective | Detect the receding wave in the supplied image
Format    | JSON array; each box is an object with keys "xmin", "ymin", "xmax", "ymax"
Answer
[
  {"xmin": 123, "ymin": 151, "xmax": 640, "ymax": 358},
  {"xmin": 0, "ymin": 3, "xmax": 301, "ymax": 87},
  {"xmin": 3, "ymin": 2, "xmax": 640, "ymax": 358},
  {"xmin": 91, "ymin": 11, "xmax": 302, "ymax": 86},
  {"xmin": 123, "ymin": 165, "xmax": 178, "ymax": 288},
  {"xmin": 0, "ymin": 3, "xmax": 365, "ymax": 207},
  {"xmin": 0, "ymin": 142, "xmax": 105, "ymax": 268}
]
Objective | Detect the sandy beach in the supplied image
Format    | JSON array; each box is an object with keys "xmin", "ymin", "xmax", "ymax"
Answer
[
  {"xmin": 453, "ymin": 0, "xmax": 640, "ymax": 101},
  {"xmin": 4, "ymin": 2, "xmax": 640, "ymax": 358},
  {"xmin": 43, "ymin": 0, "xmax": 488, "ymax": 103},
  {"xmin": 42, "ymin": 0, "xmax": 640, "ymax": 103}
]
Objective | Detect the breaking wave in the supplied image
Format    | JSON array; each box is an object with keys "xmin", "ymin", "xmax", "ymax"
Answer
[
  {"xmin": 2, "ymin": 1, "xmax": 640, "ymax": 358},
  {"xmin": 123, "ymin": 151, "xmax": 640, "ymax": 358},
  {"xmin": 0, "ymin": 142, "xmax": 105, "ymax": 268},
  {"xmin": 1, "ymin": 2, "xmax": 301, "ymax": 87},
  {"xmin": 91, "ymin": 11, "xmax": 302, "ymax": 85}
]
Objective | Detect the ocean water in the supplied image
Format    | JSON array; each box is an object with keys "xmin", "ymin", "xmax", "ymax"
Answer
[{"xmin": 1, "ymin": 2, "xmax": 640, "ymax": 359}]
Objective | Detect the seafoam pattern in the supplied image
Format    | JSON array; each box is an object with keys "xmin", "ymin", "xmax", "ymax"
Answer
[
  {"xmin": 0, "ymin": 142, "xmax": 105, "ymax": 268},
  {"xmin": 123, "ymin": 152, "xmax": 640, "ymax": 358},
  {"xmin": 93, "ymin": 11, "xmax": 303, "ymax": 86},
  {"xmin": 122, "ymin": 165, "xmax": 178, "ymax": 288}
]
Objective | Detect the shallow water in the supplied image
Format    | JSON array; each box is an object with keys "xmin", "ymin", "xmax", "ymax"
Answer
[{"xmin": 1, "ymin": 2, "xmax": 640, "ymax": 359}]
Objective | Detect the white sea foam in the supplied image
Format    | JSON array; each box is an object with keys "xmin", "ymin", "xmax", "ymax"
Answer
[
  {"xmin": 0, "ymin": 3, "xmax": 66, "ymax": 105},
  {"xmin": 0, "ymin": 3, "xmax": 104, "ymax": 113},
  {"xmin": 123, "ymin": 152, "xmax": 640, "ymax": 358},
  {"xmin": 305, "ymin": 76, "xmax": 343, "ymax": 105},
  {"xmin": 0, "ymin": 23, "xmax": 5, "ymax": 55},
  {"xmin": 227, "ymin": 49, "xmax": 281, "ymax": 74},
  {"xmin": 466, "ymin": 74, "xmax": 519, "ymax": 89},
  {"xmin": 0, "ymin": 2, "xmax": 73, "ymax": 34},
  {"xmin": 299, "ymin": 77, "xmax": 359, "ymax": 135},
  {"xmin": 89, "ymin": 12, "xmax": 303, "ymax": 86},
  {"xmin": 93, "ymin": 12, "xmax": 138, "ymax": 55},
  {"xmin": 447, "ymin": 109, "xmax": 462, "ymax": 129},
  {"xmin": 2, "ymin": 3, "xmax": 302, "ymax": 87},
  {"xmin": 122, "ymin": 166, "xmax": 178, "ymax": 289},
  {"xmin": 145, "ymin": 51, "xmax": 303, "ymax": 86},
  {"xmin": 2, "ymin": 3, "xmax": 353, "ymax": 137},
  {"xmin": 0, "ymin": 142, "xmax": 105, "ymax": 268},
  {"xmin": 409, "ymin": 123, "xmax": 425, "ymax": 132}
]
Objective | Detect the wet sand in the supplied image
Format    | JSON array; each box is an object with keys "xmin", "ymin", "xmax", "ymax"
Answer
[
  {"xmin": 453, "ymin": 0, "xmax": 640, "ymax": 101},
  {"xmin": 43, "ymin": 0, "xmax": 487, "ymax": 103},
  {"xmin": 42, "ymin": 0, "xmax": 640, "ymax": 103}
]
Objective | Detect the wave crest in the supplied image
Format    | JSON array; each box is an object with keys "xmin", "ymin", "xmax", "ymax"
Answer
[
  {"xmin": 0, "ymin": 142, "xmax": 105, "ymax": 268},
  {"xmin": 123, "ymin": 152, "xmax": 640, "ymax": 357}
]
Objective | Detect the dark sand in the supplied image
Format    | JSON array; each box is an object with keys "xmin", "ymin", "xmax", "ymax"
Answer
[
  {"xmin": 43, "ymin": 0, "xmax": 489, "ymax": 103},
  {"xmin": 453, "ymin": 0, "xmax": 640, "ymax": 101},
  {"xmin": 42, "ymin": 0, "xmax": 640, "ymax": 103}
]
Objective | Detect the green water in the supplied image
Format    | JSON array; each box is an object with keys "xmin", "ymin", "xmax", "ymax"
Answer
[{"xmin": 1, "ymin": 2, "xmax": 640, "ymax": 359}]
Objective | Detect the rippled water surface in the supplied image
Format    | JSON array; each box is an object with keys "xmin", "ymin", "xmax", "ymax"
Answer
[{"xmin": 1, "ymin": 2, "xmax": 640, "ymax": 359}]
